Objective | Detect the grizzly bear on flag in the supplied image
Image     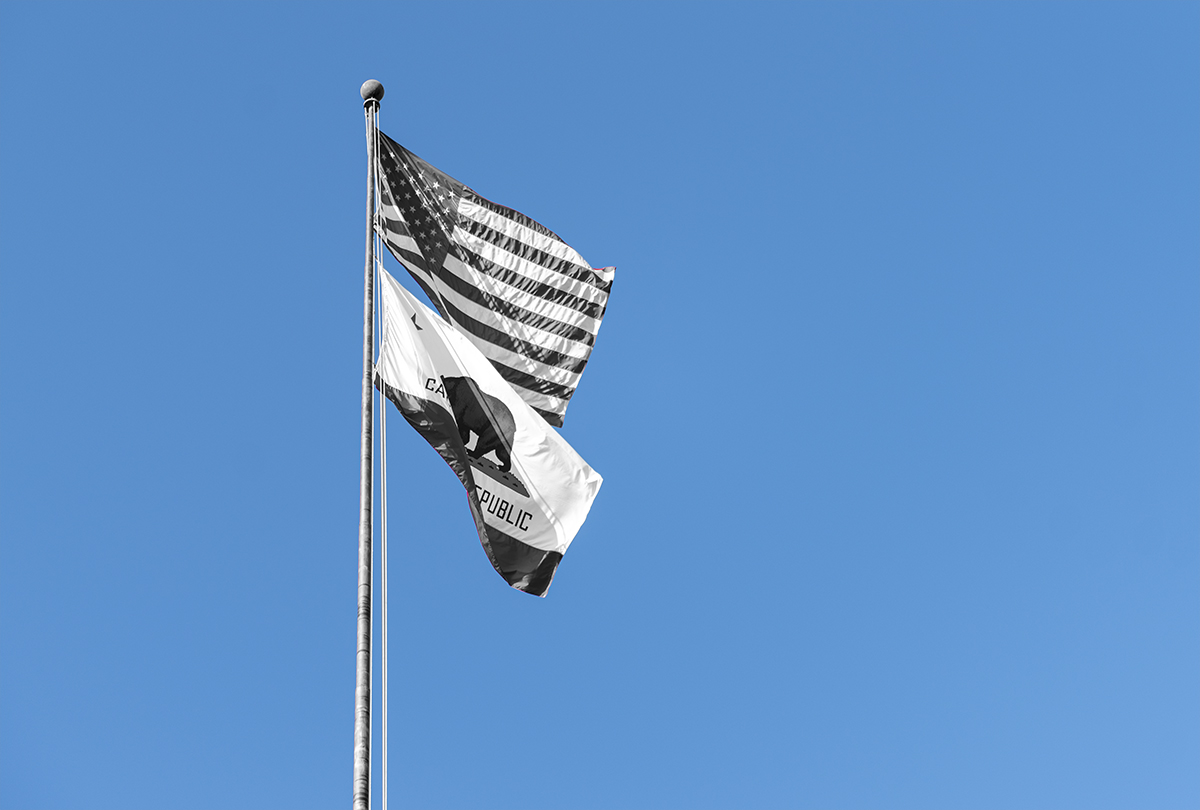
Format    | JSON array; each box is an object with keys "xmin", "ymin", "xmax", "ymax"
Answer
[{"xmin": 442, "ymin": 375, "xmax": 516, "ymax": 473}]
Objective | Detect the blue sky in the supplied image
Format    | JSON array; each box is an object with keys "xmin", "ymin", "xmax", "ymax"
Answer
[{"xmin": 1, "ymin": 3, "xmax": 1197, "ymax": 809}]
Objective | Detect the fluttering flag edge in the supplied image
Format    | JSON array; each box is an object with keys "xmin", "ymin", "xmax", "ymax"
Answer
[{"xmin": 376, "ymin": 381, "xmax": 567, "ymax": 597}]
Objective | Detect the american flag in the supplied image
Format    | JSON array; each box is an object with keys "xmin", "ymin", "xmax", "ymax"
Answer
[{"xmin": 374, "ymin": 131, "xmax": 614, "ymax": 427}]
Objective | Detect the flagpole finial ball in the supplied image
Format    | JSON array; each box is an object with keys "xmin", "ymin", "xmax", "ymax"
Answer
[{"xmin": 360, "ymin": 80, "xmax": 384, "ymax": 103}]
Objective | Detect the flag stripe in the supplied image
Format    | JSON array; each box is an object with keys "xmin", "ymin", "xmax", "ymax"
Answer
[
  {"xmin": 376, "ymin": 214, "xmax": 422, "ymax": 267},
  {"xmin": 436, "ymin": 253, "xmax": 600, "ymax": 345},
  {"xmin": 459, "ymin": 198, "xmax": 614, "ymax": 292},
  {"xmin": 460, "ymin": 191, "xmax": 566, "ymax": 245},
  {"xmin": 440, "ymin": 297, "xmax": 590, "ymax": 376},
  {"xmin": 488, "ymin": 359, "xmax": 577, "ymax": 403},
  {"xmin": 469, "ymin": 338, "xmax": 582, "ymax": 394},
  {"xmin": 379, "ymin": 240, "xmax": 578, "ymax": 416},
  {"xmin": 381, "ymin": 227, "xmax": 597, "ymax": 357},
  {"xmin": 376, "ymin": 131, "xmax": 612, "ymax": 426},
  {"xmin": 423, "ymin": 268, "xmax": 594, "ymax": 360},
  {"xmin": 457, "ymin": 206, "xmax": 606, "ymax": 294},
  {"xmin": 381, "ymin": 240, "xmax": 447, "ymax": 314},
  {"xmin": 532, "ymin": 406, "xmax": 564, "ymax": 428},
  {"xmin": 381, "ymin": 231, "xmax": 596, "ymax": 362},
  {"xmin": 460, "ymin": 232, "xmax": 611, "ymax": 308},
  {"xmin": 454, "ymin": 227, "xmax": 609, "ymax": 316}
]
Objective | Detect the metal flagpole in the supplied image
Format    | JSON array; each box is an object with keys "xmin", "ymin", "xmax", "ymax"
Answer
[{"xmin": 353, "ymin": 77, "xmax": 384, "ymax": 810}]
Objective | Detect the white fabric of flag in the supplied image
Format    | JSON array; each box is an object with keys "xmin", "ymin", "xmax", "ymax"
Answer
[
  {"xmin": 376, "ymin": 267, "xmax": 602, "ymax": 596},
  {"xmin": 375, "ymin": 131, "xmax": 614, "ymax": 428}
]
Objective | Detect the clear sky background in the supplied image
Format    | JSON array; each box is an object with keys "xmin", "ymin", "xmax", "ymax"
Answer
[{"xmin": 1, "ymin": 3, "xmax": 1197, "ymax": 809}]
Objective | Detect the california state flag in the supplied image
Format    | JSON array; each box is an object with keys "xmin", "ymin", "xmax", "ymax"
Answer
[{"xmin": 375, "ymin": 267, "xmax": 603, "ymax": 596}]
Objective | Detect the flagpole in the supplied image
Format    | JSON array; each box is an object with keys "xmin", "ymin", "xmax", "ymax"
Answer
[{"xmin": 353, "ymin": 77, "xmax": 384, "ymax": 810}]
